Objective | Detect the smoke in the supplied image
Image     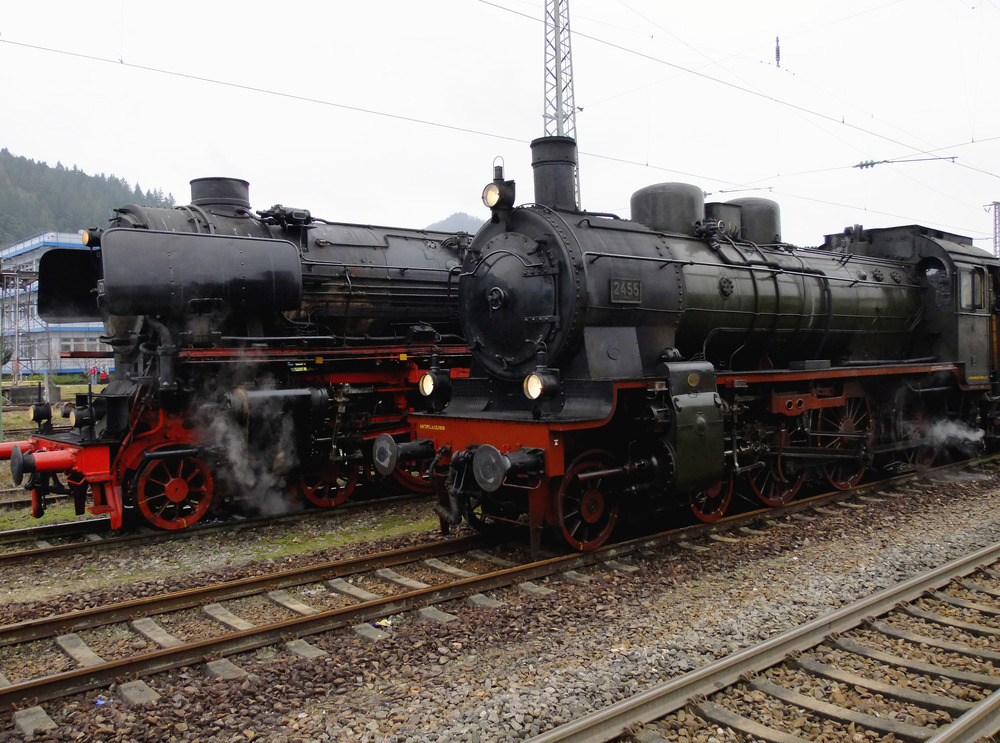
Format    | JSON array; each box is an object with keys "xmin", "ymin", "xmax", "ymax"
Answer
[
  {"xmin": 189, "ymin": 360, "xmax": 305, "ymax": 520},
  {"xmin": 921, "ymin": 418, "xmax": 985, "ymax": 452},
  {"xmin": 198, "ymin": 404, "xmax": 302, "ymax": 518}
]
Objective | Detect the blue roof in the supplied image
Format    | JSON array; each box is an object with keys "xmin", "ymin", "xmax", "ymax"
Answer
[{"xmin": 0, "ymin": 232, "xmax": 85, "ymax": 260}]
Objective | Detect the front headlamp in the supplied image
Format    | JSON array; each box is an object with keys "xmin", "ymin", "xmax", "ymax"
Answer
[
  {"xmin": 523, "ymin": 369, "xmax": 560, "ymax": 400},
  {"xmin": 483, "ymin": 183, "xmax": 501, "ymax": 208},
  {"xmin": 417, "ymin": 364, "xmax": 452, "ymax": 409},
  {"xmin": 418, "ymin": 372, "xmax": 436, "ymax": 397},
  {"xmin": 482, "ymin": 161, "xmax": 515, "ymax": 213},
  {"xmin": 482, "ymin": 180, "xmax": 515, "ymax": 210}
]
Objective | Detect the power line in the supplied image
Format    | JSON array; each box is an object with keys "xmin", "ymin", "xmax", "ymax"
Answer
[
  {"xmin": 2, "ymin": 26, "xmax": 996, "ymax": 233},
  {"xmin": 0, "ymin": 38, "xmax": 530, "ymax": 148}
]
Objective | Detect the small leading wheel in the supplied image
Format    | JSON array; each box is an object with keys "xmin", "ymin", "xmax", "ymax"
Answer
[
  {"xmin": 554, "ymin": 450, "xmax": 620, "ymax": 551},
  {"xmin": 817, "ymin": 397, "xmax": 872, "ymax": 490},
  {"xmin": 300, "ymin": 460, "xmax": 361, "ymax": 508},
  {"xmin": 690, "ymin": 474, "xmax": 734, "ymax": 522},
  {"xmin": 391, "ymin": 460, "xmax": 435, "ymax": 494},
  {"xmin": 135, "ymin": 452, "xmax": 214, "ymax": 530},
  {"xmin": 463, "ymin": 489, "xmax": 519, "ymax": 536}
]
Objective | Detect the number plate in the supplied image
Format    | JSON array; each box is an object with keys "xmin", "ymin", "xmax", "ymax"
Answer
[{"xmin": 610, "ymin": 278, "xmax": 641, "ymax": 304}]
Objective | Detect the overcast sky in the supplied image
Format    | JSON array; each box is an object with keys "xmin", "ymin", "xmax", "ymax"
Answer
[{"xmin": 3, "ymin": 0, "xmax": 1000, "ymax": 249}]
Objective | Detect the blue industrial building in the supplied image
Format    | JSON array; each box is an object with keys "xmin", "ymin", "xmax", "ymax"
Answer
[{"xmin": 0, "ymin": 232, "xmax": 106, "ymax": 379}]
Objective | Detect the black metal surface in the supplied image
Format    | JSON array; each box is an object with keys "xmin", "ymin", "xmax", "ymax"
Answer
[{"xmin": 100, "ymin": 229, "xmax": 302, "ymax": 317}]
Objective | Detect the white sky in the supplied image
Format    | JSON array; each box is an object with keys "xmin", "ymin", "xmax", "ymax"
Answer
[{"xmin": 2, "ymin": 0, "xmax": 1000, "ymax": 249}]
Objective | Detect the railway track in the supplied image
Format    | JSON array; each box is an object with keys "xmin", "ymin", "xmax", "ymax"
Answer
[
  {"xmin": 0, "ymin": 474, "xmax": 904, "ymax": 716},
  {"xmin": 1, "ymin": 448, "xmax": 991, "ymax": 563},
  {"xmin": 1, "ymin": 530, "xmax": 644, "ymax": 718},
  {"xmin": 0, "ymin": 461, "xmax": 986, "ymax": 722},
  {"xmin": 0, "ymin": 490, "xmax": 432, "ymax": 566},
  {"xmin": 528, "ymin": 545, "xmax": 1000, "ymax": 743},
  {"xmin": 4, "ymin": 458, "xmax": 999, "ymax": 738}
]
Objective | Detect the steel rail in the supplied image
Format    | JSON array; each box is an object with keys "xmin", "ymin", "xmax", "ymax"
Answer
[
  {"xmin": 0, "ymin": 516, "xmax": 109, "ymax": 547},
  {"xmin": 525, "ymin": 540, "xmax": 1000, "ymax": 743},
  {"xmin": 1, "ymin": 458, "xmax": 947, "ymax": 646},
  {"xmin": 0, "ymin": 534, "xmax": 486, "ymax": 647},
  {"xmin": 0, "ymin": 490, "xmax": 430, "ymax": 561},
  {"xmin": 3, "ymin": 458, "xmax": 993, "ymax": 713},
  {"xmin": 0, "ymin": 540, "xmax": 642, "ymax": 711},
  {"xmin": 925, "ymin": 689, "xmax": 1000, "ymax": 743}
]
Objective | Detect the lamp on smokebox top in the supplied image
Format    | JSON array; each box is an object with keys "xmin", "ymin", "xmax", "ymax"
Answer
[
  {"xmin": 482, "ymin": 162, "xmax": 515, "ymax": 222},
  {"xmin": 523, "ymin": 348, "xmax": 560, "ymax": 401}
]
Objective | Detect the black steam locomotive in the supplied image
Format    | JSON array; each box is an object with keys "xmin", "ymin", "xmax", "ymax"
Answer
[
  {"xmin": 376, "ymin": 136, "xmax": 1000, "ymax": 552},
  {"xmin": 4, "ymin": 178, "xmax": 470, "ymax": 529}
]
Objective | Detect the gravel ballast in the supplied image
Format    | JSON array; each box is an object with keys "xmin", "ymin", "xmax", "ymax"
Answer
[{"xmin": 3, "ymin": 469, "xmax": 1000, "ymax": 742}]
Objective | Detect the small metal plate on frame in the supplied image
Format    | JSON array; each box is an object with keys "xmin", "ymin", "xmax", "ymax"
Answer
[{"xmin": 610, "ymin": 277, "xmax": 641, "ymax": 304}]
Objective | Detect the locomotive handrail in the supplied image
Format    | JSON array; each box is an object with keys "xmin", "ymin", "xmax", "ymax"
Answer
[
  {"xmin": 460, "ymin": 248, "xmax": 545, "ymax": 277},
  {"xmin": 580, "ymin": 250, "xmax": 921, "ymax": 288},
  {"xmin": 300, "ymin": 259, "xmax": 457, "ymax": 274}
]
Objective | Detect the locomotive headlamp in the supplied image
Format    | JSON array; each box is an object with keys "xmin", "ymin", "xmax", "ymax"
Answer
[
  {"xmin": 417, "ymin": 356, "xmax": 452, "ymax": 409},
  {"xmin": 523, "ymin": 347, "xmax": 560, "ymax": 400},
  {"xmin": 418, "ymin": 368, "xmax": 453, "ymax": 400},
  {"xmin": 523, "ymin": 369, "xmax": 560, "ymax": 400},
  {"xmin": 30, "ymin": 403, "xmax": 52, "ymax": 424},
  {"xmin": 418, "ymin": 372, "xmax": 436, "ymax": 397},
  {"xmin": 482, "ymin": 162, "xmax": 515, "ymax": 215},
  {"xmin": 482, "ymin": 181, "xmax": 515, "ymax": 210},
  {"xmin": 68, "ymin": 406, "xmax": 94, "ymax": 428}
]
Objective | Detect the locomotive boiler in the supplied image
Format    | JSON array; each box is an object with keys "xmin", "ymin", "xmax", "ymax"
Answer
[
  {"xmin": 376, "ymin": 136, "xmax": 1000, "ymax": 552},
  {"xmin": 4, "ymin": 178, "xmax": 471, "ymax": 529}
]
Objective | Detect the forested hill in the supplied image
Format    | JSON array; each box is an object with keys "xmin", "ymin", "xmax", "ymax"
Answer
[{"xmin": 0, "ymin": 148, "xmax": 175, "ymax": 249}]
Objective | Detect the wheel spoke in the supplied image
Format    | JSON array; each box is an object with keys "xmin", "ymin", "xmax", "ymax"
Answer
[
  {"xmin": 818, "ymin": 398, "xmax": 871, "ymax": 490},
  {"xmin": 555, "ymin": 450, "xmax": 619, "ymax": 551},
  {"xmin": 300, "ymin": 460, "xmax": 360, "ymax": 508},
  {"xmin": 135, "ymin": 452, "xmax": 214, "ymax": 530},
  {"xmin": 690, "ymin": 474, "xmax": 733, "ymax": 522}
]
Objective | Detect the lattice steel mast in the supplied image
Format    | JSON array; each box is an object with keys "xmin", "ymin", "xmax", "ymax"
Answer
[
  {"xmin": 543, "ymin": 0, "xmax": 581, "ymax": 206},
  {"xmin": 987, "ymin": 201, "xmax": 1000, "ymax": 257}
]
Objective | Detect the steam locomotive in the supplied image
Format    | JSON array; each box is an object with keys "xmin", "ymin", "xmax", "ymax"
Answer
[
  {"xmin": 375, "ymin": 136, "xmax": 1000, "ymax": 553},
  {"xmin": 2, "ymin": 178, "xmax": 470, "ymax": 529}
]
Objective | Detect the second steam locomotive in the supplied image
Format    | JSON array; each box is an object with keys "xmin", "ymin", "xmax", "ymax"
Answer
[
  {"xmin": 3, "ymin": 178, "xmax": 470, "ymax": 529},
  {"xmin": 376, "ymin": 136, "xmax": 1000, "ymax": 552}
]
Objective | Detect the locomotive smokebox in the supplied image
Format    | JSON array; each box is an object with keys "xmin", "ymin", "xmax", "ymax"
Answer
[
  {"xmin": 190, "ymin": 177, "xmax": 252, "ymax": 211},
  {"xmin": 630, "ymin": 183, "xmax": 705, "ymax": 237},
  {"xmin": 531, "ymin": 136, "xmax": 578, "ymax": 211}
]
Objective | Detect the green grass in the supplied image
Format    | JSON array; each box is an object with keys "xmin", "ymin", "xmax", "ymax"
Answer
[
  {"xmin": 249, "ymin": 512, "xmax": 440, "ymax": 560},
  {"xmin": 0, "ymin": 502, "xmax": 97, "ymax": 530}
]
